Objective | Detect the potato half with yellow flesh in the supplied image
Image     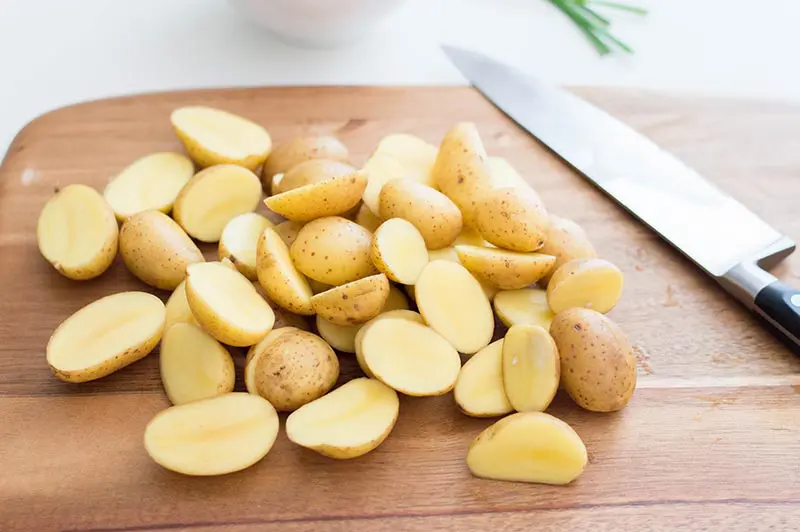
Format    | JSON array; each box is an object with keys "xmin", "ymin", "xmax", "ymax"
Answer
[
  {"xmin": 218, "ymin": 213, "xmax": 273, "ymax": 281},
  {"xmin": 370, "ymin": 218, "xmax": 428, "ymax": 284},
  {"xmin": 47, "ymin": 292, "xmax": 165, "ymax": 383},
  {"xmin": 539, "ymin": 216, "xmax": 597, "ymax": 285},
  {"xmin": 455, "ymin": 245, "xmax": 555, "ymax": 290},
  {"xmin": 546, "ymin": 258, "xmax": 623, "ymax": 314},
  {"xmin": 144, "ymin": 393, "xmax": 279, "ymax": 476},
  {"xmin": 37, "ymin": 184, "xmax": 119, "ymax": 280},
  {"xmin": 361, "ymin": 153, "xmax": 408, "ymax": 216},
  {"xmin": 171, "ymin": 106, "xmax": 272, "ymax": 171},
  {"xmin": 502, "ymin": 325, "xmax": 559, "ymax": 412},
  {"xmin": 104, "ymin": 152, "xmax": 194, "ymax": 221},
  {"xmin": 454, "ymin": 340, "xmax": 513, "ymax": 418},
  {"xmin": 286, "ymin": 377, "xmax": 399, "ymax": 459},
  {"xmin": 493, "ymin": 288, "xmax": 553, "ymax": 330},
  {"xmin": 265, "ymin": 171, "xmax": 367, "ymax": 222},
  {"xmin": 467, "ymin": 412, "xmax": 588, "ymax": 485},
  {"xmin": 262, "ymin": 136, "xmax": 349, "ymax": 184},
  {"xmin": 272, "ymin": 159, "xmax": 356, "ymax": 195},
  {"xmin": 256, "ymin": 227, "xmax": 314, "ymax": 315},
  {"xmin": 311, "ymin": 274, "xmax": 389, "ymax": 326},
  {"xmin": 373, "ymin": 133, "xmax": 437, "ymax": 186},
  {"xmin": 186, "ymin": 262, "xmax": 275, "ymax": 346},
  {"xmin": 354, "ymin": 310, "xmax": 426, "ymax": 377}
]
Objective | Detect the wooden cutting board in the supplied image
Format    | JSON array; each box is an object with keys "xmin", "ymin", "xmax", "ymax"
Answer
[{"xmin": 1, "ymin": 87, "xmax": 799, "ymax": 532}]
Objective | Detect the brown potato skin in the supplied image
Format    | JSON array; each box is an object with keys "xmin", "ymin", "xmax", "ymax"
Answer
[
  {"xmin": 379, "ymin": 179, "xmax": 462, "ymax": 249},
  {"xmin": 475, "ymin": 187, "xmax": 549, "ymax": 252},
  {"xmin": 262, "ymin": 137, "xmax": 349, "ymax": 186},
  {"xmin": 549, "ymin": 308, "xmax": 636, "ymax": 412},
  {"xmin": 272, "ymin": 158, "xmax": 355, "ymax": 195},
  {"xmin": 310, "ymin": 274, "xmax": 390, "ymax": 325},
  {"xmin": 119, "ymin": 210, "xmax": 205, "ymax": 290},
  {"xmin": 540, "ymin": 216, "xmax": 597, "ymax": 285}
]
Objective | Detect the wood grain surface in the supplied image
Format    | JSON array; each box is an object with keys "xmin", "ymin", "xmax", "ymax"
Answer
[{"xmin": 0, "ymin": 86, "xmax": 799, "ymax": 532}]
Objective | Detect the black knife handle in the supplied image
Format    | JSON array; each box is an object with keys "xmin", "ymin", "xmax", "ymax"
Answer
[{"xmin": 754, "ymin": 280, "xmax": 800, "ymax": 350}]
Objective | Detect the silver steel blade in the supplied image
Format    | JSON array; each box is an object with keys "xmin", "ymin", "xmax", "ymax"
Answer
[{"xmin": 443, "ymin": 45, "xmax": 788, "ymax": 277}]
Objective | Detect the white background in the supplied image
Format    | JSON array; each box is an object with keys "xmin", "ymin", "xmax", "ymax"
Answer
[{"xmin": 2, "ymin": 0, "xmax": 799, "ymax": 159}]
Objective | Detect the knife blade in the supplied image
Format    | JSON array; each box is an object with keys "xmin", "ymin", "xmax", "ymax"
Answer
[{"xmin": 442, "ymin": 45, "xmax": 800, "ymax": 351}]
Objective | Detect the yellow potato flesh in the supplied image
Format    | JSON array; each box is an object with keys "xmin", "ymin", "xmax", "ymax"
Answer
[
  {"xmin": 546, "ymin": 258, "xmax": 624, "ymax": 314},
  {"xmin": 361, "ymin": 318, "xmax": 461, "ymax": 396},
  {"xmin": 466, "ymin": 412, "xmax": 588, "ymax": 485},
  {"xmin": 37, "ymin": 184, "xmax": 118, "ymax": 280},
  {"xmin": 245, "ymin": 327, "xmax": 297, "ymax": 393},
  {"xmin": 171, "ymin": 106, "xmax": 272, "ymax": 170},
  {"xmin": 104, "ymin": 152, "xmax": 194, "ymax": 221},
  {"xmin": 165, "ymin": 281, "xmax": 197, "ymax": 329},
  {"xmin": 373, "ymin": 133, "xmax": 437, "ymax": 186},
  {"xmin": 455, "ymin": 245, "xmax": 556, "ymax": 290},
  {"xmin": 502, "ymin": 325, "xmax": 560, "ymax": 412},
  {"xmin": 540, "ymin": 216, "xmax": 597, "ymax": 285},
  {"xmin": 265, "ymin": 171, "xmax": 367, "ymax": 222},
  {"xmin": 454, "ymin": 340, "xmax": 513, "ymax": 418},
  {"xmin": 493, "ymin": 288, "xmax": 554, "ymax": 330},
  {"xmin": 47, "ymin": 292, "xmax": 165, "ymax": 382},
  {"xmin": 354, "ymin": 310, "xmax": 426, "ymax": 377},
  {"xmin": 160, "ymin": 323, "xmax": 235, "ymax": 405},
  {"xmin": 262, "ymin": 136, "xmax": 349, "ymax": 182},
  {"xmin": 144, "ymin": 393, "xmax": 279, "ymax": 476},
  {"xmin": 273, "ymin": 159, "xmax": 355, "ymax": 195},
  {"xmin": 415, "ymin": 260, "xmax": 494, "ymax": 354},
  {"xmin": 425, "ymin": 228, "xmax": 498, "ymax": 301},
  {"xmin": 218, "ymin": 213, "xmax": 273, "ymax": 280},
  {"xmin": 186, "ymin": 262, "xmax": 275, "ymax": 346},
  {"xmin": 355, "ymin": 203, "xmax": 382, "ymax": 233},
  {"xmin": 286, "ymin": 378, "xmax": 399, "ymax": 459},
  {"xmin": 370, "ymin": 218, "xmax": 428, "ymax": 284},
  {"xmin": 255, "ymin": 228, "xmax": 314, "ymax": 315},
  {"xmin": 173, "ymin": 164, "xmax": 262, "ymax": 242},
  {"xmin": 361, "ymin": 153, "xmax": 407, "ymax": 215}
]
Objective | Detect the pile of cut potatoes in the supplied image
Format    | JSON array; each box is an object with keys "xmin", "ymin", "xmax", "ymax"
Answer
[{"xmin": 37, "ymin": 106, "xmax": 636, "ymax": 484}]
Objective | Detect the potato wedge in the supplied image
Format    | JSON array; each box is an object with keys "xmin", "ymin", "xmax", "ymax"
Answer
[
  {"xmin": 361, "ymin": 153, "xmax": 408, "ymax": 215},
  {"xmin": 547, "ymin": 258, "xmax": 623, "ymax": 314},
  {"xmin": 467, "ymin": 412, "xmax": 588, "ymax": 485},
  {"xmin": 493, "ymin": 288, "xmax": 554, "ymax": 329},
  {"xmin": 355, "ymin": 203, "xmax": 382, "ymax": 233},
  {"xmin": 265, "ymin": 171, "xmax": 366, "ymax": 221},
  {"xmin": 432, "ymin": 123, "xmax": 494, "ymax": 227},
  {"xmin": 272, "ymin": 159, "xmax": 356, "ymax": 195},
  {"xmin": 37, "ymin": 184, "xmax": 118, "ymax": 280},
  {"xmin": 454, "ymin": 340, "xmax": 513, "ymax": 418},
  {"xmin": 262, "ymin": 136, "xmax": 349, "ymax": 183},
  {"xmin": 255, "ymin": 227, "xmax": 314, "ymax": 315},
  {"xmin": 540, "ymin": 216, "xmax": 597, "ymax": 284},
  {"xmin": 104, "ymin": 152, "xmax": 194, "ymax": 221},
  {"xmin": 550, "ymin": 308, "xmax": 636, "ymax": 412},
  {"xmin": 160, "ymin": 323, "xmax": 235, "ymax": 405},
  {"xmin": 144, "ymin": 393, "xmax": 279, "ymax": 476},
  {"xmin": 370, "ymin": 218, "xmax": 428, "ymax": 284},
  {"xmin": 354, "ymin": 310, "xmax": 426, "ymax": 377},
  {"xmin": 475, "ymin": 186, "xmax": 549, "ymax": 252},
  {"xmin": 502, "ymin": 325, "xmax": 560, "ymax": 412},
  {"xmin": 373, "ymin": 133, "xmax": 437, "ymax": 185},
  {"xmin": 254, "ymin": 330, "xmax": 339, "ymax": 411},
  {"xmin": 311, "ymin": 274, "xmax": 390, "ymax": 326},
  {"xmin": 119, "ymin": 210, "xmax": 205, "ymax": 290},
  {"xmin": 218, "ymin": 213, "xmax": 273, "ymax": 281},
  {"xmin": 360, "ymin": 318, "xmax": 461, "ymax": 396},
  {"xmin": 171, "ymin": 106, "xmax": 272, "ymax": 171},
  {"xmin": 455, "ymin": 245, "xmax": 555, "ymax": 290},
  {"xmin": 291, "ymin": 217, "xmax": 377, "ymax": 286},
  {"xmin": 172, "ymin": 164, "xmax": 262, "ymax": 243},
  {"xmin": 186, "ymin": 262, "xmax": 275, "ymax": 346},
  {"xmin": 244, "ymin": 327, "xmax": 299, "ymax": 393},
  {"xmin": 379, "ymin": 179, "xmax": 463, "ymax": 249},
  {"xmin": 415, "ymin": 260, "xmax": 494, "ymax": 354},
  {"xmin": 286, "ymin": 377, "xmax": 399, "ymax": 459},
  {"xmin": 273, "ymin": 220, "xmax": 304, "ymax": 248},
  {"xmin": 47, "ymin": 292, "xmax": 165, "ymax": 383}
]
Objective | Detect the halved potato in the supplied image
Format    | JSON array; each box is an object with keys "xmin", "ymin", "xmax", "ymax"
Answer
[
  {"xmin": 360, "ymin": 318, "xmax": 461, "ymax": 396},
  {"xmin": 493, "ymin": 288, "xmax": 554, "ymax": 329},
  {"xmin": 104, "ymin": 152, "xmax": 194, "ymax": 221},
  {"xmin": 262, "ymin": 136, "xmax": 349, "ymax": 184},
  {"xmin": 286, "ymin": 377, "xmax": 399, "ymax": 459},
  {"xmin": 370, "ymin": 218, "xmax": 428, "ymax": 284},
  {"xmin": 218, "ymin": 213, "xmax": 273, "ymax": 280},
  {"xmin": 379, "ymin": 179, "xmax": 462, "ymax": 249},
  {"xmin": 466, "ymin": 412, "xmax": 588, "ymax": 485},
  {"xmin": 244, "ymin": 327, "xmax": 298, "ymax": 393},
  {"xmin": 354, "ymin": 310, "xmax": 426, "ymax": 377},
  {"xmin": 255, "ymin": 227, "xmax": 314, "ymax": 315},
  {"xmin": 373, "ymin": 133, "xmax": 437, "ymax": 185},
  {"xmin": 486, "ymin": 157, "xmax": 530, "ymax": 190},
  {"xmin": 186, "ymin": 262, "xmax": 275, "ymax": 346},
  {"xmin": 265, "ymin": 171, "xmax": 366, "ymax": 221},
  {"xmin": 47, "ymin": 292, "xmax": 165, "ymax": 383},
  {"xmin": 311, "ymin": 274, "xmax": 389, "ymax": 326},
  {"xmin": 273, "ymin": 220, "xmax": 304, "ymax": 248},
  {"xmin": 171, "ymin": 106, "xmax": 272, "ymax": 170},
  {"xmin": 173, "ymin": 164, "xmax": 262, "ymax": 242},
  {"xmin": 144, "ymin": 392, "xmax": 279, "ymax": 476},
  {"xmin": 355, "ymin": 203, "xmax": 382, "ymax": 233},
  {"xmin": 455, "ymin": 245, "xmax": 555, "ymax": 290},
  {"xmin": 37, "ymin": 184, "xmax": 118, "ymax": 280},
  {"xmin": 361, "ymin": 153, "xmax": 407, "ymax": 215},
  {"xmin": 454, "ymin": 340, "xmax": 513, "ymax": 418},
  {"xmin": 475, "ymin": 186, "xmax": 549, "ymax": 252},
  {"xmin": 160, "ymin": 323, "xmax": 235, "ymax": 405},
  {"xmin": 272, "ymin": 159, "xmax": 355, "ymax": 195},
  {"xmin": 502, "ymin": 325, "xmax": 559, "ymax": 412},
  {"xmin": 546, "ymin": 258, "xmax": 624, "ymax": 314},
  {"xmin": 540, "ymin": 216, "xmax": 597, "ymax": 285},
  {"xmin": 165, "ymin": 281, "xmax": 197, "ymax": 329},
  {"xmin": 415, "ymin": 260, "xmax": 494, "ymax": 354}
]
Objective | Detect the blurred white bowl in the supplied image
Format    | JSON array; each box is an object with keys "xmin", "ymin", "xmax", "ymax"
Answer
[{"xmin": 228, "ymin": 0, "xmax": 407, "ymax": 48}]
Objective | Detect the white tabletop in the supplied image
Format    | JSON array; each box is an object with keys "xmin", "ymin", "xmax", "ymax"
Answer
[{"xmin": 2, "ymin": 0, "xmax": 799, "ymax": 160}]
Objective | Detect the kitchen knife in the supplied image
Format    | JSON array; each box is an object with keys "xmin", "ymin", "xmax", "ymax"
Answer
[{"xmin": 442, "ymin": 45, "xmax": 800, "ymax": 351}]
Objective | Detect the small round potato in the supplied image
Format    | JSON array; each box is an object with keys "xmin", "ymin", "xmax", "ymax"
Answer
[
  {"xmin": 244, "ymin": 327, "xmax": 300, "ymax": 393},
  {"xmin": 119, "ymin": 210, "xmax": 205, "ymax": 291},
  {"xmin": 379, "ymin": 179, "xmax": 463, "ymax": 249},
  {"xmin": 265, "ymin": 171, "xmax": 367, "ymax": 222},
  {"xmin": 253, "ymin": 330, "xmax": 340, "ymax": 411},
  {"xmin": 291, "ymin": 217, "xmax": 377, "ymax": 285},
  {"xmin": 370, "ymin": 218, "xmax": 428, "ymax": 284},
  {"xmin": 475, "ymin": 186, "xmax": 549, "ymax": 252},
  {"xmin": 455, "ymin": 245, "xmax": 556, "ymax": 290},
  {"xmin": 272, "ymin": 159, "xmax": 355, "ymax": 195},
  {"xmin": 546, "ymin": 258, "xmax": 623, "ymax": 314},
  {"xmin": 262, "ymin": 136, "xmax": 349, "ymax": 184},
  {"xmin": 540, "ymin": 216, "xmax": 597, "ymax": 284},
  {"xmin": 311, "ymin": 274, "xmax": 390, "ymax": 326},
  {"xmin": 550, "ymin": 308, "xmax": 637, "ymax": 412}
]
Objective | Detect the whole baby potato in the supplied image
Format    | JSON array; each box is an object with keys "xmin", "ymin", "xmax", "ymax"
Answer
[
  {"xmin": 119, "ymin": 210, "xmax": 205, "ymax": 290},
  {"xmin": 290, "ymin": 216, "xmax": 377, "ymax": 285},
  {"xmin": 254, "ymin": 330, "xmax": 340, "ymax": 411},
  {"xmin": 272, "ymin": 159, "xmax": 355, "ymax": 195},
  {"xmin": 475, "ymin": 186, "xmax": 549, "ymax": 252},
  {"xmin": 549, "ymin": 308, "xmax": 637, "ymax": 412}
]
